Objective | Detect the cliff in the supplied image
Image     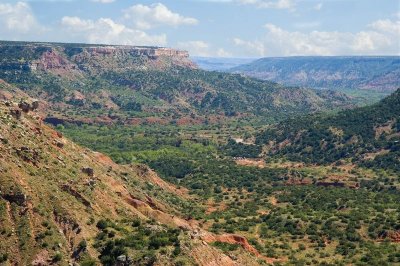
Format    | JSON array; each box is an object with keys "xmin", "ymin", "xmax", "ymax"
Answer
[{"xmin": 0, "ymin": 41, "xmax": 195, "ymax": 76}]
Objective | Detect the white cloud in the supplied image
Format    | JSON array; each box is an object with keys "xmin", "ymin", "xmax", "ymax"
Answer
[
  {"xmin": 237, "ymin": 0, "xmax": 295, "ymax": 9},
  {"xmin": 177, "ymin": 41, "xmax": 209, "ymax": 56},
  {"xmin": 177, "ymin": 41, "xmax": 232, "ymax": 57},
  {"xmin": 369, "ymin": 19, "xmax": 400, "ymax": 35},
  {"xmin": 216, "ymin": 48, "xmax": 232, "ymax": 57},
  {"xmin": 0, "ymin": 2, "xmax": 45, "ymax": 34},
  {"xmin": 233, "ymin": 19, "xmax": 400, "ymax": 56},
  {"xmin": 91, "ymin": 0, "xmax": 115, "ymax": 3},
  {"xmin": 61, "ymin": 16, "xmax": 167, "ymax": 46},
  {"xmin": 233, "ymin": 38, "xmax": 265, "ymax": 56},
  {"xmin": 123, "ymin": 3, "xmax": 198, "ymax": 30}
]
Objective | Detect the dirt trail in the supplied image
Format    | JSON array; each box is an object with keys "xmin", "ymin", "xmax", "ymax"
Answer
[{"xmin": 235, "ymin": 158, "xmax": 266, "ymax": 168}]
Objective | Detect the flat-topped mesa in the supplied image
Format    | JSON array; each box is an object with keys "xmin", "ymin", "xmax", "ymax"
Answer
[
  {"xmin": 24, "ymin": 44, "xmax": 195, "ymax": 74},
  {"xmin": 152, "ymin": 48, "xmax": 190, "ymax": 58},
  {"xmin": 83, "ymin": 46, "xmax": 190, "ymax": 58}
]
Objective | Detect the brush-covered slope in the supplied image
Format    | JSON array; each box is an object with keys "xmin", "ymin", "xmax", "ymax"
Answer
[
  {"xmin": 0, "ymin": 41, "xmax": 350, "ymax": 125},
  {"xmin": 256, "ymin": 88, "xmax": 400, "ymax": 172},
  {"xmin": 0, "ymin": 97, "xmax": 267, "ymax": 265},
  {"xmin": 231, "ymin": 56, "xmax": 400, "ymax": 92}
]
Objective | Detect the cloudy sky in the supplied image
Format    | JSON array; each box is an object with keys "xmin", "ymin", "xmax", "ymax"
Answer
[{"xmin": 0, "ymin": 0, "xmax": 399, "ymax": 57}]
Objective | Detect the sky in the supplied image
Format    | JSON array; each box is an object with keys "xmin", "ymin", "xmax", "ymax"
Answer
[{"xmin": 0, "ymin": 0, "xmax": 399, "ymax": 57}]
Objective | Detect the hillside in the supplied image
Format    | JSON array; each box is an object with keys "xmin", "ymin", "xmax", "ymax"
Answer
[
  {"xmin": 230, "ymin": 56, "xmax": 400, "ymax": 92},
  {"xmin": 256, "ymin": 89, "xmax": 400, "ymax": 172},
  {"xmin": 0, "ymin": 97, "xmax": 270, "ymax": 265},
  {"xmin": 0, "ymin": 41, "xmax": 351, "ymax": 126}
]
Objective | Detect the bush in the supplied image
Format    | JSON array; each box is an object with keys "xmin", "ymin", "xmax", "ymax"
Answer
[
  {"xmin": 0, "ymin": 254, "xmax": 8, "ymax": 263},
  {"xmin": 78, "ymin": 240, "xmax": 87, "ymax": 250},
  {"xmin": 52, "ymin": 252, "xmax": 62, "ymax": 262},
  {"xmin": 96, "ymin": 219, "xmax": 108, "ymax": 230}
]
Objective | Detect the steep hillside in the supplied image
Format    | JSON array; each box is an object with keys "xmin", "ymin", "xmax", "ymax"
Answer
[
  {"xmin": 0, "ymin": 97, "xmax": 268, "ymax": 265},
  {"xmin": 0, "ymin": 41, "xmax": 351, "ymax": 126},
  {"xmin": 256, "ymin": 89, "xmax": 400, "ymax": 172},
  {"xmin": 231, "ymin": 56, "xmax": 400, "ymax": 92}
]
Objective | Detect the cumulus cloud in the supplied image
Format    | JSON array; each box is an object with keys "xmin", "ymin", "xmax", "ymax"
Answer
[
  {"xmin": 61, "ymin": 16, "xmax": 167, "ymax": 46},
  {"xmin": 177, "ymin": 41, "xmax": 232, "ymax": 57},
  {"xmin": 233, "ymin": 38, "xmax": 265, "ymax": 56},
  {"xmin": 237, "ymin": 0, "xmax": 295, "ymax": 9},
  {"xmin": 123, "ymin": 3, "xmax": 198, "ymax": 30},
  {"xmin": 233, "ymin": 19, "xmax": 400, "ymax": 56},
  {"xmin": 0, "ymin": 2, "xmax": 45, "ymax": 35},
  {"xmin": 369, "ymin": 19, "xmax": 400, "ymax": 35}
]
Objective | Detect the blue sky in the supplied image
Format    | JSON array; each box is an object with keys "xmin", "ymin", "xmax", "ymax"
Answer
[{"xmin": 0, "ymin": 0, "xmax": 399, "ymax": 57}]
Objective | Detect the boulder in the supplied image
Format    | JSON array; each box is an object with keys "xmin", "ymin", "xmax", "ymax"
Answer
[{"xmin": 117, "ymin": 255, "xmax": 127, "ymax": 262}]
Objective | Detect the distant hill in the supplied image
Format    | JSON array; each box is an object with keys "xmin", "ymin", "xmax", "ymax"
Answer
[
  {"xmin": 0, "ymin": 41, "xmax": 352, "ymax": 125},
  {"xmin": 231, "ymin": 56, "xmax": 400, "ymax": 92},
  {"xmin": 192, "ymin": 57, "xmax": 255, "ymax": 71},
  {"xmin": 256, "ymin": 88, "xmax": 400, "ymax": 172}
]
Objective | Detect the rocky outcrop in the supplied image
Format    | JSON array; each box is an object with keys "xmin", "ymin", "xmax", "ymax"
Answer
[
  {"xmin": 200, "ymin": 232, "xmax": 281, "ymax": 264},
  {"xmin": 83, "ymin": 46, "xmax": 189, "ymax": 58},
  {"xmin": 30, "ymin": 50, "xmax": 77, "ymax": 72},
  {"xmin": 61, "ymin": 184, "xmax": 92, "ymax": 208},
  {"xmin": 25, "ymin": 44, "xmax": 194, "ymax": 74},
  {"xmin": 388, "ymin": 231, "xmax": 400, "ymax": 242}
]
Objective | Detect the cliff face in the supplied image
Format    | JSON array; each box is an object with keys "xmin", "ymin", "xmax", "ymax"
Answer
[
  {"xmin": 24, "ymin": 43, "xmax": 195, "ymax": 75},
  {"xmin": 70, "ymin": 46, "xmax": 190, "ymax": 58}
]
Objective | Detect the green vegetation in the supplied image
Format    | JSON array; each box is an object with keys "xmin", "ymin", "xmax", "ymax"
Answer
[
  {"xmin": 336, "ymin": 88, "xmax": 390, "ymax": 106},
  {"xmin": 1, "ymin": 42, "xmax": 399, "ymax": 265},
  {"xmin": 58, "ymin": 88, "xmax": 400, "ymax": 264},
  {"xmin": 256, "ymin": 89, "xmax": 400, "ymax": 173},
  {"xmin": 93, "ymin": 219, "xmax": 188, "ymax": 266},
  {"xmin": 211, "ymin": 241, "xmax": 240, "ymax": 252}
]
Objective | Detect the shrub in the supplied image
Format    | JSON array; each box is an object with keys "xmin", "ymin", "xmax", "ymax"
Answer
[
  {"xmin": 52, "ymin": 252, "xmax": 62, "ymax": 262},
  {"xmin": 96, "ymin": 219, "xmax": 108, "ymax": 230}
]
